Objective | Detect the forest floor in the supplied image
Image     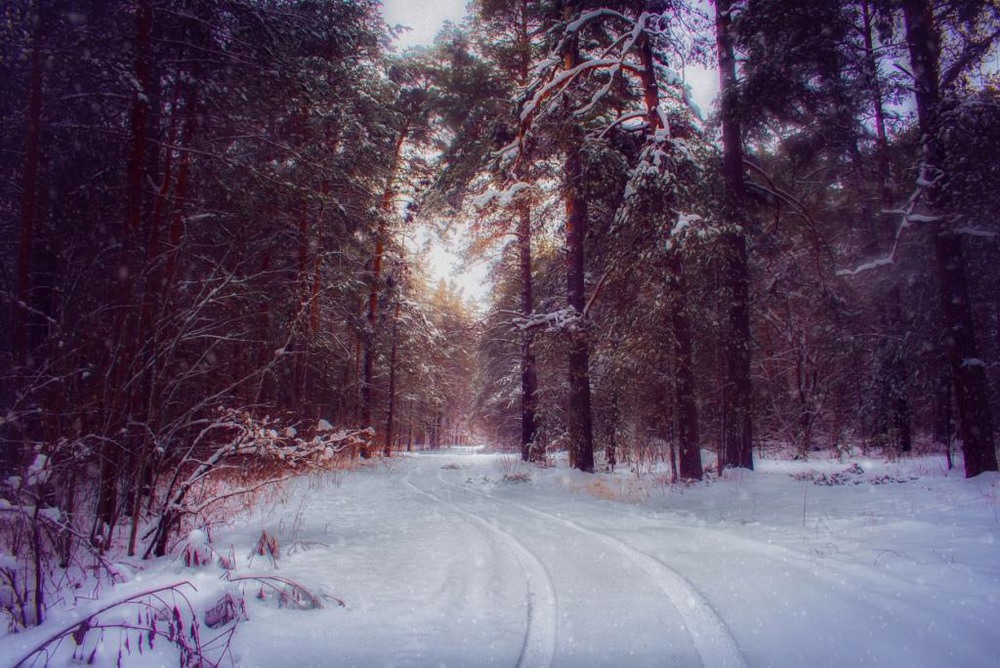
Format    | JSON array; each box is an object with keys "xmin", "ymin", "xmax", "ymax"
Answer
[{"xmin": 4, "ymin": 447, "xmax": 999, "ymax": 667}]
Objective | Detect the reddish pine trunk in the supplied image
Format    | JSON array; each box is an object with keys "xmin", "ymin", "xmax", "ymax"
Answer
[
  {"xmin": 518, "ymin": 201, "xmax": 541, "ymax": 462},
  {"xmin": 561, "ymin": 23, "xmax": 595, "ymax": 473},
  {"xmin": 164, "ymin": 81, "xmax": 197, "ymax": 290},
  {"xmin": 513, "ymin": 3, "xmax": 541, "ymax": 463},
  {"xmin": 362, "ymin": 124, "xmax": 408, "ymax": 454},
  {"xmin": 715, "ymin": 0, "xmax": 754, "ymax": 471},
  {"xmin": 564, "ymin": 146, "xmax": 595, "ymax": 472},
  {"xmin": 384, "ymin": 300, "xmax": 401, "ymax": 457},
  {"xmin": 638, "ymin": 24, "xmax": 702, "ymax": 480},
  {"xmin": 559, "ymin": 9, "xmax": 595, "ymax": 472},
  {"xmin": 96, "ymin": 0, "xmax": 154, "ymax": 542},
  {"xmin": 14, "ymin": 9, "xmax": 45, "ymax": 363}
]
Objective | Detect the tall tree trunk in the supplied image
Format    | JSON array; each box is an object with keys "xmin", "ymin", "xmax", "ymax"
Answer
[
  {"xmin": 637, "ymin": 17, "xmax": 703, "ymax": 480},
  {"xmin": 715, "ymin": 0, "xmax": 754, "ymax": 470},
  {"xmin": 513, "ymin": 1, "xmax": 541, "ymax": 463},
  {"xmin": 384, "ymin": 299, "xmax": 401, "ymax": 457},
  {"xmin": 668, "ymin": 253, "xmax": 703, "ymax": 479},
  {"xmin": 861, "ymin": 0, "xmax": 892, "ymax": 214},
  {"xmin": 96, "ymin": 0, "xmax": 154, "ymax": 544},
  {"xmin": 294, "ymin": 203, "xmax": 310, "ymax": 410},
  {"xmin": 164, "ymin": 81, "xmax": 197, "ymax": 292},
  {"xmin": 7, "ymin": 4, "xmax": 47, "ymax": 477},
  {"xmin": 362, "ymin": 123, "xmax": 408, "ymax": 455},
  {"xmin": 562, "ymin": 23, "xmax": 594, "ymax": 473},
  {"xmin": 858, "ymin": 0, "xmax": 912, "ymax": 453},
  {"xmin": 518, "ymin": 201, "xmax": 541, "ymax": 462},
  {"xmin": 902, "ymin": 0, "xmax": 997, "ymax": 477},
  {"xmin": 14, "ymin": 5, "xmax": 45, "ymax": 365}
]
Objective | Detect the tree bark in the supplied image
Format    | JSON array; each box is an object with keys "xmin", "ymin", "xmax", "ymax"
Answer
[
  {"xmin": 668, "ymin": 253, "xmax": 703, "ymax": 479},
  {"xmin": 902, "ymin": 0, "xmax": 997, "ymax": 477},
  {"xmin": 14, "ymin": 5, "xmax": 45, "ymax": 364},
  {"xmin": 715, "ymin": 0, "xmax": 754, "ymax": 471},
  {"xmin": 514, "ymin": 0, "xmax": 541, "ymax": 463},
  {"xmin": 6, "ymin": 3, "xmax": 47, "ymax": 478},
  {"xmin": 384, "ymin": 299, "xmax": 401, "ymax": 457},
  {"xmin": 637, "ymin": 16, "xmax": 703, "ymax": 480},
  {"xmin": 565, "ymin": 160, "xmax": 594, "ymax": 472},
  {"xmin": 562, "ymin": 23, "xmax": 595, "ymax": 473},
  {"xmin": 858, "ymin": 0, "xmax": 911, "ymax": 453},
  {"xmin": 518, "ymin": 201, "xmax": 541, "ymax": 462},
  {"xmin": 96, "ymin": 0, "xmax": 154, "ymax": 543},
  {"xmin": 362, "ymin": 123, "xmax": 408, "ymax": 455}
]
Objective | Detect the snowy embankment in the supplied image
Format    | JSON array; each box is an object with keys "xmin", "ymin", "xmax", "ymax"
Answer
[{"xmin": 4, "ymin": 449, "xmax": 998, "ymax": 667}]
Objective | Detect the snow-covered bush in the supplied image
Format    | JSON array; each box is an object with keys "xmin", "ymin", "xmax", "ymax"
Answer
[
  {"xmin": 143, "ymin": 409, "xmax": 370, "ymax": 558},
  {"xmin": 1, "ymin": 451, "xmax": 123, "ymax": 632},
  {"xmin": 0, "ymin": 412, "xmax": 369, "ymax": 633}
]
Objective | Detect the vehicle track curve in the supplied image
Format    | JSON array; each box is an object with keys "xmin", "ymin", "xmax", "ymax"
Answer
[
  {"xmin": 403, "ymin": 469, "xmax": 558, "ymax": 668},
  {"xmin": 437, "ymin": 471, "xmax": 749, "ymax": 668}
]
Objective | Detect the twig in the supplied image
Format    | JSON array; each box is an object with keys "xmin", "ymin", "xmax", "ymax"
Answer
[{"xmin": 13, "ymin": 582, "xmax": 198, "ymax": 668}]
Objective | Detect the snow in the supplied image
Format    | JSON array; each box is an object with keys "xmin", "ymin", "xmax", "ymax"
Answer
[
  {"xmin": 3, "ymin": 450, "xmax": 998, "ymax": 666},
  {"xmin": 955, "ymin": 226, "xmax": 999, "ymax": 238},
  {"xmin": 26, "ymin": 454, "xmax": 49, "ymax": 484},
  {"xmin": 473, "ymin": 182, "xmax": 532, "ymax": 210},
  {"xmin": 515, "ymin": 307, "xmax": 582, "ymax": 333},
  {"xmin": 905, "ymin": 213, "xmax": 941, "ymax": 223},
  {"xmin": 835, "ymin": 255, "xmax": 896, "ymax": 277}
]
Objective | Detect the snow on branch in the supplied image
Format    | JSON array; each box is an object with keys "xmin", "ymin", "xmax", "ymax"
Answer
[
  {"xmin": 837, "ymin": 165, "xmax": 932, "ymax": 277},
  {"xmin": 564, "ymin": 8, "xmax": 634, "ymax": 35},
  {"xmin": 144, "ymin": 410, "xmax": 369, "ymax": 558},
  {"xmin": 520, "ymin": 58, "xmax": 644, "ymax": 123},
  {"xmin": 502, "ymin": 9, "xmax": 696, "ymax": 178},
  {"xmin": 953, "ymin": 227, "xmax": 998, "ymax": 239},
  {"xmin": 665, "ymin": 213, "xmax": 707, "ymax": 251},
  {"xmin": 513, "ymin": 307, "xmax": 584, "ymax": 335},
  {"xmin": 473, "ymin": 181, "xmax": 533, "ymax": 211}
]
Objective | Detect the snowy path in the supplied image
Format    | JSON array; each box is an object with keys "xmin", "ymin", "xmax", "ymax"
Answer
[
  {"xmin": 12, "ymin": 448, "xmax": 996, "ymax": 666},
  {"xmin": 402, "ymin": 470, "xmax": 558, "ymax": 668},
  {"xmin": 433, "ymin": 470, "xmax": 748, "ymax": 668},
  {"xmin": 405, "ymin": 463, "xmax": 704, "ymax": 666},
  {"xmin": 213, "ymin": 448, "xmax": 998, "ymax": 667}
]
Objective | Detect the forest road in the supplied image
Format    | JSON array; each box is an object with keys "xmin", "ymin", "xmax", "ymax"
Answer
[
  {"xmin": 403, "ymin": 452, "xmax": 748, "ymax": 668},
  {"xmin": 228, "ymin": 448, "xmax": 997, "ymax": 667}
]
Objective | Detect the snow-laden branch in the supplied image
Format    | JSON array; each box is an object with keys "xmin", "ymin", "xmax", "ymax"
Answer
[
  {"xmin": 144, "ymin": 410, "xmax": 370, "ymax": 557},
  {"xmin": 473, "ymin": 181, "xmax": 533, "ymax": 210},
  {"xmin": 665, "ymin": 213, "xmax": 706, "ymax": 251},
  {"xmin": 513, "ymin": 307, "xmax": 583, "ymax": 334},
  {"xmin": 953, "ymin": 227, "xmax": 998, "ymax": 239},
  {"xmin": 520, "ymin": 58, "xmax": 644, "ymax": 123},
  {"xmin": 564, "ymin": 8, "xmax": 634, "ymax": 35},
  {"xmin": 836, "ymin": 164, "xmax": 938, "ymax": 277}
]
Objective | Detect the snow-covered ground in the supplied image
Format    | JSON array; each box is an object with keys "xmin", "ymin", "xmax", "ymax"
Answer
[{"xmin": 5, "ymin": 448, "xmax": 999, "ymax": 667}]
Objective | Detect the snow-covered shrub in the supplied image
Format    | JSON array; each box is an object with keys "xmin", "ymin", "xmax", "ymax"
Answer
[
  {"xmin": 143, "ymin": 409, "xmax": 370, "ymax": 558},
  {"xmin": 180, "ymin": 528, "xmax": 213, "ymax": 568},
  {"xmin": 0, "ymin": 451, "xmax": 122, "ymax": 631},
  {"xmin": 790, "ymin": 463, "xmax": 916, "ymax": 486},
  {"xmin": 10, "ymin": 581, "xmax": 235, "ymax": 667}
]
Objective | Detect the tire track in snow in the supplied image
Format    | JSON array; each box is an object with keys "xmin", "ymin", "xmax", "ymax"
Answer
[
  {"xmin": 438, "ymin": 473, "xmax": 749, "ymax": 668},
  {"xmin": 574, "ymin": 501, "xmax": 926, "ymax": 600},
  {"xmin": 402, "ymin": 470, "xmax": 557, "ymax": 668}
]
